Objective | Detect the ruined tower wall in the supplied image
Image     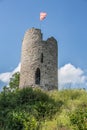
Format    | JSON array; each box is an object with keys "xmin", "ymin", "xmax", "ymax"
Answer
[
  {"xmin": 40, "ymin": 38, "xmax": 58, "ymax": 90},
  {"xmin": 19, "ymin": 28, "xmax": 58, "ymax": 90}
]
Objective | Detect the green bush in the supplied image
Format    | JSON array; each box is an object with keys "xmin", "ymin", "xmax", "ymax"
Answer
[
  {"xmin": 6, "ymin": 111, "xmax": 37, "ymax": 130},
  {"xmin": 70, "ymin": 107, "xmax": 87, "ymax": 130},
  {"xmin": 0, "ymin": 87, "xmax": 60, "ymax": 129}
]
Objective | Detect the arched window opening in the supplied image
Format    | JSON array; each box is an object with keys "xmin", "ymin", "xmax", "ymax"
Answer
[
  {"xmin": 41, "ymin": 53, "xmax": 43, "ymax": 63},
  {"xmin": 35, "ymin": 68, "xmax": 40, "ymax": 85}
]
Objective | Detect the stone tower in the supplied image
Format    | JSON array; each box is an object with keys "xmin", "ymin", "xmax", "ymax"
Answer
[{"xmin": 19, "ymin": 28, "xmax": 58, "ymax": 90}]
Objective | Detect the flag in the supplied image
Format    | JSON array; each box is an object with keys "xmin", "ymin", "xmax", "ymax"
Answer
[{"xmin": 40, "ymin": 12, "xmax": 47, "ymax": 21}]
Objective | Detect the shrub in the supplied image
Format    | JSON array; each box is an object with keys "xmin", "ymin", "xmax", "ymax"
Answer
[
  {"xmin": 6, "ymin": 111, "xmax": 37, "ymax": 130},
  {"xmin": 0, "ymin": 87, "xmax": 60, "ymax": 129},
  {"xmin": 70, "ymin": 107, "xmax": 87, "ymax": 130}
]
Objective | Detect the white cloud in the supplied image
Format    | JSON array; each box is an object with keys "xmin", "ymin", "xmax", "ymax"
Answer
[
  {"xmin": 0, "ymin": 72, "xmax": 11, "ymax": 83},
  {"xmin": 58, "ymin": 63, "xmax": 87, "ymax": 89},
  {"xmin": 0, "ymin": 63, "xmax": 21, "ymax": 84},
  {"xmin": 12, "ymin": 63, "xmax": 21, "ymax": 74}
]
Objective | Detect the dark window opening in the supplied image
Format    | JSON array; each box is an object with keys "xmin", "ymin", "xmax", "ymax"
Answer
[
  {"xmin": 41, "ymin": 53, "xmax": 43, "ymax": 63},
  {"xmin": 35, "ymin": 68, "xmax": 40, "ymax": 85}
]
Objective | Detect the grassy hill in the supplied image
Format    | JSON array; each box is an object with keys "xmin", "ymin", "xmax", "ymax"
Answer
[{"xmin": 0, "ymin": 87, "xmax": 87, "ymax": 130}]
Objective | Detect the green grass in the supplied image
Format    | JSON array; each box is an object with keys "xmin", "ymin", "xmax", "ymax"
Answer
[
  {"xmin": 42, "ymin": 89, "xmax": 87, "ymax": 130},
  {"xmin": 0, "ymin": 87, "xmax": 87, "ymax": 130}
]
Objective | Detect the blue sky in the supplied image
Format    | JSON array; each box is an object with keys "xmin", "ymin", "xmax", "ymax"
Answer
[{"xmin": 0, "ymin": 0, "xmax": 87, "ymax": 89}]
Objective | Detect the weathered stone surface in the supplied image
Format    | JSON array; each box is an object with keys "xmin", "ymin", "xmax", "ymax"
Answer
[{"xmin": 19, "ymin": 27, "xmax": 58, "ymax": 90}]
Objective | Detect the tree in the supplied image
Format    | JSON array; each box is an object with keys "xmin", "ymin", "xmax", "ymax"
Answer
[{"xmin": 9, "ymin": 72, "xmax": 20, "ymax": 91}]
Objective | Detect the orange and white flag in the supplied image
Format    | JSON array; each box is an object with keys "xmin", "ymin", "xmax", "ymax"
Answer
[{"xmin": 40, "ymin": 12, "xmax": 47, "ymax": 21}]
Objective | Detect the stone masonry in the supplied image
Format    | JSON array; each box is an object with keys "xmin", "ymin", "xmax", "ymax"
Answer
[{"xmin": 19, "ymin": 27, "xmax": 58, "ymax": 90}]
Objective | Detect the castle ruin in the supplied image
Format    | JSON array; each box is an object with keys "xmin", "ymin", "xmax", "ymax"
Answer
[{"xmin": 19, "ymin": 28, "xmax": 58, "ymax": 90}]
